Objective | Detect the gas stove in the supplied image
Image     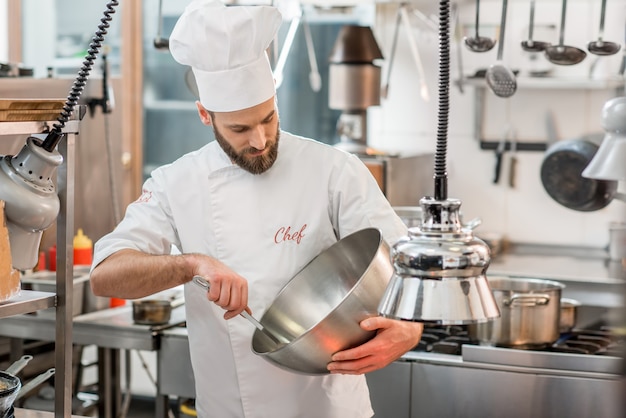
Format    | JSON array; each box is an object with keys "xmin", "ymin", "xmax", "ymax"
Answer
[{"xmin": 414, "ymin": 324, "xmax": 624, "ymax": 357}]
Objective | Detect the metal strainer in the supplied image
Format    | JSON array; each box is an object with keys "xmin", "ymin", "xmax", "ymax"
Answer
[{"xmin": 485, "ymin": 0, "xmax": 517, "ymax": 98}]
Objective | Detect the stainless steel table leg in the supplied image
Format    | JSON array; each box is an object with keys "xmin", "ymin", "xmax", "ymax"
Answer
[
  {"xmin": 156, "ymin": 347, "xmax": 169, "ymax": 418},
  {"xmin": 9, "ymin": 338, "xmax": 24, "ymax": 362},
  {"xmin": 97, "ymin": 347, "xmax": 121, "ymax": 418},
  {"xmin": 155, "ymin": 394, "xmax": 169, "ymax": 418}
]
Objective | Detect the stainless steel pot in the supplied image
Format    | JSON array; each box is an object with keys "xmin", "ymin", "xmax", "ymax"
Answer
[
  {"xmin": 468, "ymin": 276, "xmax": 565, "ymax": 348},
  {"xmin": 559, "ymin": 298, "xmax": 581, "ymax": 333}
]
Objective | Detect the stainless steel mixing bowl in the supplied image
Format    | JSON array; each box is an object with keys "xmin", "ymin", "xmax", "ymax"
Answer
[{"xmin": 251, "ymin": 228, "xmax": 394, "ymax": 374}]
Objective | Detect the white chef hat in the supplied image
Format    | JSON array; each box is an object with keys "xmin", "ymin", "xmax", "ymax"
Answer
[{"xmin": 169, "ymin": 0, "xmax": 283, "ymax": 112}]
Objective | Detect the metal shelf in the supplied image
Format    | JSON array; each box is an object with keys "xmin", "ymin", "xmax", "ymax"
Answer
[
  {"xmin": 462, "ymin": 75, "xmax": 625, "ymax": 90},
  {"xmin": 467, "ymin": 78, "xmax": 624, "ymax": 153},
  {"xmin": 0, "ymin": 120, "xmax": 80, "ymax": 136},
  {"xmin": 0, "ymin": 109, "xmax": 81, "ymax": 418},
  {"xmin": 0, "ymin": 290, "xmax": 56, "ymax": 318}
]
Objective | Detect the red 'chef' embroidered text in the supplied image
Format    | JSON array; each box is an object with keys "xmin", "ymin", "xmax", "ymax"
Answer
[
  {"xmin": 274, "ymin": 224, "xmax": 307, "ymax": 244},
  {"xmin": 135, "ymin": 189, "xmax": 153, "ymax": 203}
]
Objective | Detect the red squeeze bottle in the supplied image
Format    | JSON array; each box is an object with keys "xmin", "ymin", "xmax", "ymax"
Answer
[
  {"xmin": 48, "ymin": 245, "xmax": 57, "ymax": 272},
  {"xmin": 73, "ymin": 229, "xmax": 93, "ymax": 265}
]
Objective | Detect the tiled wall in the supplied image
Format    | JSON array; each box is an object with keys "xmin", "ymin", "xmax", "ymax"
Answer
[{"xmin": 371, "ymin": 0, "xmax": 625, "ymax": 248}]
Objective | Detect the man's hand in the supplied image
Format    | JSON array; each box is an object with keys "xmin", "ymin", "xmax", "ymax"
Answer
[
  {"xmin": 193, "ymin": 256, "xmax": 250, "ymax": 320},
  {"xmin": 326, "ymin": 317, "xmax": 423, "ymax": 375}
]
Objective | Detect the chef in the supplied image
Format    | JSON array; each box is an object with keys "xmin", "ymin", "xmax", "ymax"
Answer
[{"xmin": 90, "ymin": 0, "xmax": 423, "ymax": 417}]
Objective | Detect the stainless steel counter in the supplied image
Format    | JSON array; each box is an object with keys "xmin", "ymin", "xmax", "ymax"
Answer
[
  {"xmin": 0, "ymin": 305, "xmax": 185, "ymax": 350},
  {"xmin": 0, "ymin": 302, "xmax": 186, "ymax": 418}
]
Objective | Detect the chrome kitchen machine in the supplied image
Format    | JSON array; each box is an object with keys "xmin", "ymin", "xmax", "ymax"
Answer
[{"xmin": 328, "ymin": 24, "xmax": 433, "ymax": 206}]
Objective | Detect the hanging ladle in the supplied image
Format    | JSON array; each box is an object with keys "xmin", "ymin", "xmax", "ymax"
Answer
[
  {"xmin": 521, "ymin": 0, "xmax": 550, "ymax": 52},
  {"xmin": 544, "ymin": 0, "xmax": 586, "ymax": 65},
  {"xmin": 381, "ymin": 5, "xmax": 401, "ymax": 99},
  {"xmin": 485, "ymin": 0, "xmax": 517, "ymax": 98},
  {"xmin": 192, "ymin": 276, "xmax": 288, "ymax": 347},
  {"xmin": 588, "ymin": 0, "xmax": 621, "ymax": 56},
  {"xmin": 153, "ymin": 0, "xmax": 169, "ymax": 50},
  {"xmin": 464, "ymin": 0, "xmax": 496, "ymax": 52},
  {"xmin": 302, "ymin": 15, "xmax": 322, "ymax": 92}
]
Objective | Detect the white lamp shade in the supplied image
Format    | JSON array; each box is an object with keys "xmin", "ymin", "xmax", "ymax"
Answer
[
  {"xmin": 582, "ymin": 133, "xmax": 626, "ymax": 181},
  {"xmin": 582, "ymin": 96, "xmax": 626, "ymax": 181}
]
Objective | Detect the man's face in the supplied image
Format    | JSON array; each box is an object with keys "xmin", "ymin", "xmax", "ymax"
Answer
[{"xmin": 198, "ymin": 97, "xmax": 280, "ymax": 175}]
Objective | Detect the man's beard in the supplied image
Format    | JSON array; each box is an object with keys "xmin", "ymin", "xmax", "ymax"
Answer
[{"xmin": 213, "ymin": 123, "xmax": 280, "ymax": 175}]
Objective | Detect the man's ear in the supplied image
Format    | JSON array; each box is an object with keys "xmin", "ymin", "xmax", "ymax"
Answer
[{"xmin": 196, "ymin": 101, "xmax": 213, "ymax": 126}]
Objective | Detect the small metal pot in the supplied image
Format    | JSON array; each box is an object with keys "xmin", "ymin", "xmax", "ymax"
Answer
[
  {"xmin": 0, "ymin": 372, "xmax": 20, "ymax": 417},
  {"xmin": 0, "ymin": 367, "xmax": 55, "ymax": 417},
  {"xmin": 559, "ymin": 298, "xmax": 581, "ymax": 333},
  {"xmin": 468, "ymin": 277, "xmax": 565, "ymax": 348},
  {"xmin": 132, "ymin": 300, "xmax": 173, "ymax": 325}
]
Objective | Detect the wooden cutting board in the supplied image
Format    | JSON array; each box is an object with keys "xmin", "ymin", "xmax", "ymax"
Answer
[
  {"xmin": 0, "ymin": 109, "xmax": 63, "ymax": 122},
  {"xmin": 0, "ymin": 99, "xmax": 65, "ymax": 110},
  {"xmin": 0, "ymin": 99, "xmax": 66, "ymax": 122}
]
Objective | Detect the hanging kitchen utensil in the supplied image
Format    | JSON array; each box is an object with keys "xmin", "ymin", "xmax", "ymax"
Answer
[
  {"xmin": 452, "ymin": 3, "xmax": 465, "ymax": 94},
  {"xmin": 540, "ymin": 136, "xmax": 618, "ymax": 211},
  {"xmin": 485, "ymin": 0, "xmax": 517, "ymax": 98},
  {"xmin": 154, "ymin": 0, "xmax": 169, "ymax": 50},
  {"xmin": 464, "ymin": 0, "xmax": 496, "ymax": 52},
  {"xmin": 302, "ymin": 15, "xmax": 321, "ymax": 92},
  {"xmin": 544, "ymin": 0, "xmax": 586, "ymax": 65},
  {"xmin": 400, "ymin": 5, "xmax": 430, "ymax": 101},
  {"xmin": 192, "ymin": 276, "xmax": 288, "ymax": 346},
  {"xmin": 274, "ymin": 15, "xmax": 301, "ymax": 89},
  {"xmin": 521, "ymin": 0, "xmax": 551, "ymax": 52},
  {"xmin": 587, "ymin": 0, "xmax": 621, "ymax": 56},
  {"xmin": 381, "ymin": 5, "xmax": 402, "ymax": 99},
  {"xmin": 493, "ymin": 132, "xmax": 507, "ymax": 184},
  {"xmin": 508, "ymin": 134, "xmax": 518, "ymax": 188},
  {"xmin": 619, "ymin": 23, "xmax": 626, "ymax": 81}
]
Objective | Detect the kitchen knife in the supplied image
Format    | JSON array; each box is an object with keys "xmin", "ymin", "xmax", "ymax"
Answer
[
  {"xmin": 509, "ymin": 137, "xmax": 517, "ymax": 188},
  {"xmin": 493, "ymin": 135, "xmax": 507, "ymax": 184}
]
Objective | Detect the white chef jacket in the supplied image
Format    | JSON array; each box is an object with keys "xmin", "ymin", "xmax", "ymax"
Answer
[{"xmin": 93, "ymin": 131, "xmax": 408, "ymax": 418}]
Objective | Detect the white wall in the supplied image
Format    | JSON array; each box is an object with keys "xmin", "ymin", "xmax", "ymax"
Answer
[{"xmin": 371, "ymin": 0, "xmax": 626, "ymax": 249}]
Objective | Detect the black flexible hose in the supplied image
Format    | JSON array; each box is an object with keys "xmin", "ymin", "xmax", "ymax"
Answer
[
  {"xmin": 434, "ymin": 0, "xmax": 450, "ymax": 201},
  {"xmin": 40, "ymin": 0, "xmax": 119, "ymax": 152}
]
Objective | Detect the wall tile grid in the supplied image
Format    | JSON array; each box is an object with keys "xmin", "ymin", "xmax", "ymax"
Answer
[{"xmin": 371, "ymin": 0, "xmax": 625, "ymax": 248}]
